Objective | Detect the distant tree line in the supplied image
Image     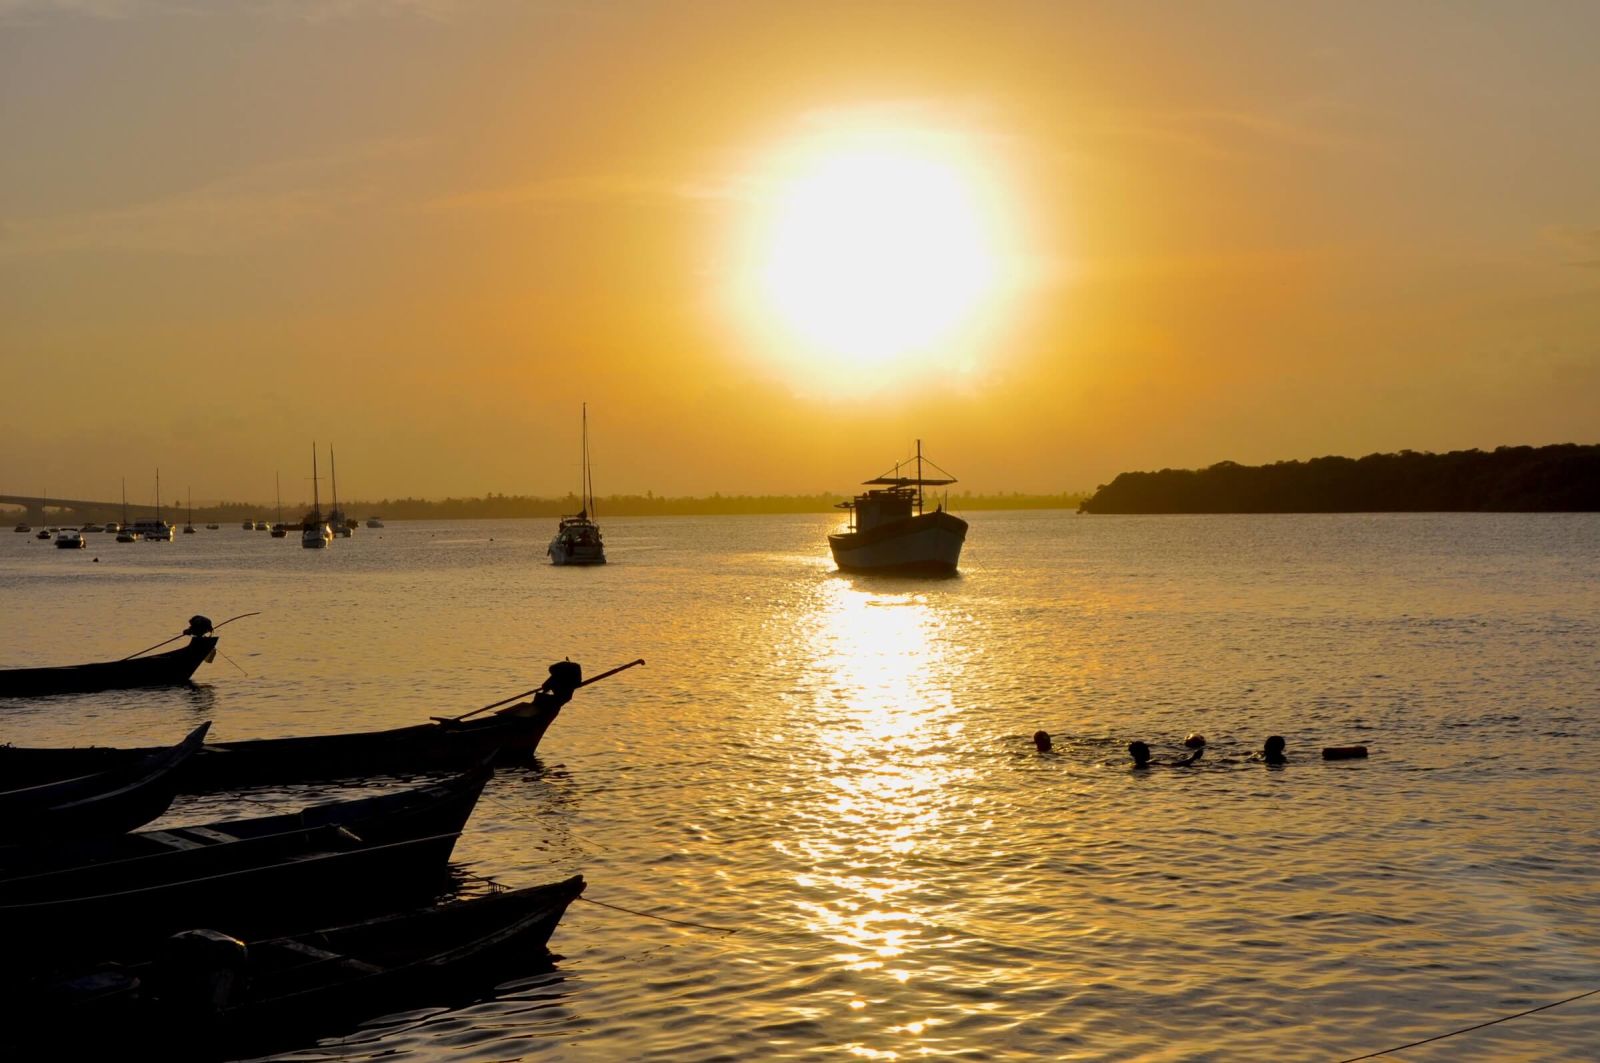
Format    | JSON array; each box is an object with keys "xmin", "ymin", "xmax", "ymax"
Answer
[
  {"xmin": 334, "ymin": 489, "xmax": 1088, "ymax": 520},
  {"xmin": 1078, "ymin": 444, "xmax": 1600, "ymax": 513},
  {"xmin": 7, "ymin": 489, "xmax": 1088, "ymax": 524}
]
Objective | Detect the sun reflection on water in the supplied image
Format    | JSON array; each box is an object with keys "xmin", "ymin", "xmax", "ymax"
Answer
[{"xmin": 776, "ymin": 577, "xmax": 981, "ymax": 1054}]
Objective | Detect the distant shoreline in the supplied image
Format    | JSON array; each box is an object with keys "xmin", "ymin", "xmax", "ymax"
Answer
[
  {"xmin": 1078, "ymin": 444, "xmax": 1600, "ymax": 514},
  {"xmin": 5, "ymin": 491, "xmax": 1089, "ymax": 524}
]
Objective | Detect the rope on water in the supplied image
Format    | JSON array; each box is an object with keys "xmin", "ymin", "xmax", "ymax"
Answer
[
  {"xmin": 1333, "ymin": 986, "xmax": 1600, "ymax": 1061},
  {"xmin": 577, "ymin": 896, "xmax": 739, "ymax": 934}
]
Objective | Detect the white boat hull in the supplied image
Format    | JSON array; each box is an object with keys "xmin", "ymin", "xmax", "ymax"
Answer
[
  {"xmin": 828, "ymin": 511, "xmax": 967, "ymax": 575},
  {"xmin": 548, "ymin": 537, "xmax": 606, "ymax": 566}
]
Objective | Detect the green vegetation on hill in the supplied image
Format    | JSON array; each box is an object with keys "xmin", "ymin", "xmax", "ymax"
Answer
[{"xmin": 1078, "ymin": 444, "xmax": 1600, "ymax": 514}]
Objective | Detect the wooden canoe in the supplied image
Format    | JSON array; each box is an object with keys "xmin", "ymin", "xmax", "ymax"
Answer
[
  {"xmin": 0, "ymin": 636, "xmax": 219, "ymax": 698},
  {"xmin": 2, "ymin": 874, "xmax": 585, "ymax": 1059},
  {"xmin": 0, "ymin": 700, "xmax": 560, "ymax": 793},
  {"xmin": 0, "ymin": 764, "xmax": 491, "ymax": 957},
  {"xmin": 0, "ymin": 722, "xmax": 210, "ymax": 842}
]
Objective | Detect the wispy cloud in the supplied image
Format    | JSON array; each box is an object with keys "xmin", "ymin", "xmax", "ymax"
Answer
[
  {"xmin": 0, "ymin": 0, "xmax": 464, "ymax": 26},
  {"xmin": 424, "ymin": 173, "xmax": 674, "ymax": 212},
  {"xmin": 0, "ymin": 138, "xmax": 428, "ymax": 258},
  {"xmin": 1543, "ymin": 225, "xmax": 1600, "ymax": 269},
  {"xmin": 1075, "ymin": 103, "xmax": 1367, "ymax": 161}
]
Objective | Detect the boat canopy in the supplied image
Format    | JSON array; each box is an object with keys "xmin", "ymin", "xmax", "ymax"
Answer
[{"xmin": 863, "ymin": 476, "xmax": 957, "ymax": 487}]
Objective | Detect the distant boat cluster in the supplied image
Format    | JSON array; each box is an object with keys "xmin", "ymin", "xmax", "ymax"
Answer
[{"xmin": 15, "ymin": 420, "xmax": 973, "ymax": 575}]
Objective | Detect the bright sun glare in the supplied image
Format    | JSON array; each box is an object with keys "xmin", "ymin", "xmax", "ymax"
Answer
[{"xmin": 731, "ymin": 117, "xmax": 1020, "ymax": 390}]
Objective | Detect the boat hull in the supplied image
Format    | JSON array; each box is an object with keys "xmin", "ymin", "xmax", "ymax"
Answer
[
  {"xmin": 0, "ymin": 723, "xmax": 209, "ymax": 843},
  {"xmin": 828, "ymin": 511, "xmax": 968, "ymax": 575},
  {"xmin": 0, "ymin": 636, "xmax": 218, "ymax": 698},
  {"xmin": 0, "ymin": 767, "xmax": 490, "ymax": 957},
  {"xmin": 0, "ymin": 701, "xmax": 562, "ymax": 792},
  {"xmin": 2, "ymin": 874, "xmax": 585, "ymax": 1059}
]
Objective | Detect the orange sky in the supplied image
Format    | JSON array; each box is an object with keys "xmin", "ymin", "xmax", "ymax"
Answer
[{"xmin": 3, "ymin": 1, "xmax": 1597, "ymax": 504}]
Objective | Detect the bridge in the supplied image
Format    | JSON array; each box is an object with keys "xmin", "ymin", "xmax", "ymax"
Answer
[{"xmin": 0, "ymin": 494, "xmax": 160, "ymax": 525}]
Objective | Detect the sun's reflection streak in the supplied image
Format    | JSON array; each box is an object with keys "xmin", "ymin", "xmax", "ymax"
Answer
[{"xmin": 775, "ymin": 577, "xmax": 982, "ymax": 1050}]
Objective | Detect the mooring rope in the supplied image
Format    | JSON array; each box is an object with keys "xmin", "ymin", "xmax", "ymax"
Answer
[
  {"xmin": 1333, "ymin": 986, "xmax": 1600, "ymax": 1061},
  {"xmin": 576, "ymin": 895, "xmax": 739, "ymax": 934}
]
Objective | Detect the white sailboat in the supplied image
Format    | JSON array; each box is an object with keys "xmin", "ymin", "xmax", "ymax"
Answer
[
  {"xmin": 115, "ymin": 479, "xmax": 140, "ymax": 542},
  {"xmin": 301, "ymin": 444, "xmax": 333, "ymax": 549},
  {"xmin": 139, "ymin": 469, "xmax": 174, "ymax": 541},
  {"xmin": 271, "ymin": 471, "xmax": 288, "ymax": 537},
  {"xmin": 547, "ymin": 404, "xmax": 606, "ymax": 566},
  {"xmin": 828, "ymin": 440, "xmax": 967, "ymax": 575}
]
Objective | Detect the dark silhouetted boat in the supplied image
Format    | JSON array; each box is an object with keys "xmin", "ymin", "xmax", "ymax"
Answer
[
  {"xmin": 0, "ymin": 723, "xmax": 209, "ymax": 843},
  {"xmin": 0, "ymin": 764, "xmax": 490, "ymax": 958},
  {"xmin": 1, "ymin": 873, "xmax": 584, "ymax": 1060},
  {"xmin": 0, "ymin": 657, "xmax": 631, "ymax": 792},
  {"xmin": 548, "ymin": 403, "xmax": 606, "ymax": 565},
  {"xmin": 828, "ymin": 439, "xmax": 967, "ymax": 575},
  {"xmin": 0, "ymin": 623, "xmax": 218, "ymax": 698}
]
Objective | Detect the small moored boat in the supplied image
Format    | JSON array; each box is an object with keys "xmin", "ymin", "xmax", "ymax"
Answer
[
  {"xmin": 2, "ymin": 873, "xmax": 584, "ymax": 1060},
  {"xmin": 828, "ymin": 440, "xmax": 968, "ymax": 575},
  {"xmin": 548, "ymin": 404, "xmax": 606, "ymax": 566},
  {"xmin": 0, "ymin": 765, "xmax": 491, "ymax": 959},
  {"xmin": 0, "ymin": 723, "xmax": 210, "ymax": 842},
  {"xmin": 0, "ymin": 616, "xmax": 218, "ymax": 698},
  {"xmin": 302, "ymin": 444, "xmax": 333, "ymax": 548},
  {"xmin": 53, "ymin": 529, "xmax": 86, "ymax": 549},
  {"xmin": 0, "ymin": 658, "xmax": 639, "ymax": 792}
]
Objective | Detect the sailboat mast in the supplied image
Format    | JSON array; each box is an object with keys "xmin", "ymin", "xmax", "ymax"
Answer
[
  {"xmin": 276, "ymin": 471, "xmax": 282, "ymax": 523},
  {"xmin": 311, "ymin": 443, "xmax": 321, "ymax": 517},
  {"xmin": 584, "ymin": 403, "xmax": 595, "ymax": 517},
  {"xmin": 330, "ymin": 445, "xmax": 339, "ymax": 522},
  {"xmin": 916, "ymin": 439, "xmax": 924, "ymax": 516}
]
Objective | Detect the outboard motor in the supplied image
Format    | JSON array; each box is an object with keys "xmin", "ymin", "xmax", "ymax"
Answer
[
  {"xmin": 183, "ymin": 615, "xmax": 215, "ymax": 637},
  {"xmin": 151, "ymin": 928, "xmax": 249, "ymax": 1017},
  {"xmin": 496, "ymin": 659, "xmax": 585, "ymax": 720},
  {"xmin": 544, "ymin": 660, "xmax": 583, "ymax": 699}
]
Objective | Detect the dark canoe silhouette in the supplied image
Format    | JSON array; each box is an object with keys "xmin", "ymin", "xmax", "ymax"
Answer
[
  {"xmin": 0, "ymin": 701, "xmax": 561, "ymax": 793},
  {"xmin": 3, "ymin": 874, "xmax": 585, "ymax": 1059},
  {"xmin": 0, "ymin": 764, "xmax": 491, "ymax": 959},
  {"xmin": 0, "ymin": 722, "xmax": 210, "ymax": 843},
  {"xmin": 0, "ymin": 635, "xmax": 219, "ymax": 698}
]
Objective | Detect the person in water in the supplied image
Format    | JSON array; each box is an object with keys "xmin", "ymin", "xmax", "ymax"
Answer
[
  {"xmin": 1129, "ymin": 735, "xmax": 1205, "ymax": 768},
  {"xmin": 1033, "ymin": 730, "xmax": 1053, "ymax": 753},
  {"xmin": 1251, "ymin": 735, "xmax": 1287, "ymax": 764}
]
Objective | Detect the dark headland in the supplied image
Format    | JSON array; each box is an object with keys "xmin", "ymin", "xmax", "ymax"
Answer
[{"xmin": 1078, "ymin": 444, "xmax": 1600, "ymax": 514}]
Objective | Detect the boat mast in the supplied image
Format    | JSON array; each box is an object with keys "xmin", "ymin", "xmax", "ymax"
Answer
[
  {"xmin": 311, "ymin": 443, "xmax": 321, "ymax": 520},
  {"xmin": 582, "ymin": 402, "xmax": 594, "ymax": 519},
  {"xmin": 330, "ymin": 445, "xmax": 339, "ymax": 523},
  {"xmin": 916, "ymin": 439, "xmax": 924, "ymax": 516},
  {"xmin": 276, "ymin": 471, "xmax": 283, "ymax": 524}
]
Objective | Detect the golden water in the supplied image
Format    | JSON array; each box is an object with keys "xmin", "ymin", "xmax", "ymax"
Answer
[{"xmin": 3, "ymin": 512, "xmax": 1598, "ymax": 1060}]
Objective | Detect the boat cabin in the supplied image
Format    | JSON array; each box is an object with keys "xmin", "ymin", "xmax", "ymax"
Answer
[{"xmin": 836, "ymin": 475, "xmax": 955, "ymax": 534}]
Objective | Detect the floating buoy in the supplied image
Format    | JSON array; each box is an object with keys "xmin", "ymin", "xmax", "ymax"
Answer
[
  {"xmin": 1322, "ymin": 745, "xmax": 1369, "ymax": 760},
  {"xmin": 1184, "ymin": 733, "xmax": 1207, "ymax": 749}
]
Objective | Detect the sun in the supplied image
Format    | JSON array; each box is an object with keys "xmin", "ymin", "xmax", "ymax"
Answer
[{"xmin": 726, "ymin": 115, "xmax": 1022, "ymax": 391}]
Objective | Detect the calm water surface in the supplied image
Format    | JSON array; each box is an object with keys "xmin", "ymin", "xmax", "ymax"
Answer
[{"xmin": 3, "ymin": 512, "xmax": 1599, "ymax": 1061}]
